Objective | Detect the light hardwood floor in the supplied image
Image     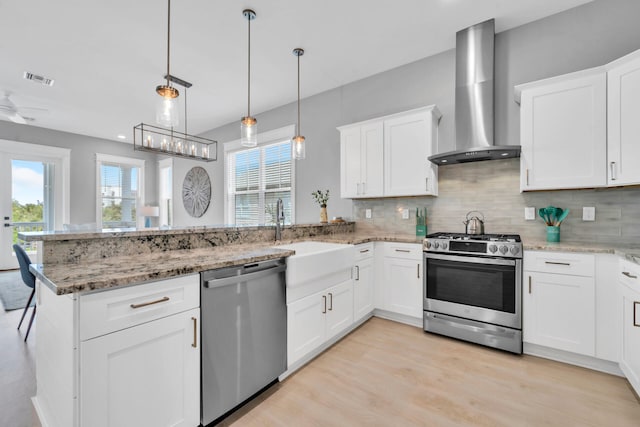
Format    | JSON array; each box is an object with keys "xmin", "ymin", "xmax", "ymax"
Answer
[
  {"xmin": 2, "ymin": 290, "xmax": 638, "ymax": 426},
  {"xmin": 221, "ymin": 317, "xmax": 640, "ymax": 427}
]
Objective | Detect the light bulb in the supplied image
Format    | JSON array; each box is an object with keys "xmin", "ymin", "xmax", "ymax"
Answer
[
  {"xmin": 156, "ymin": 95, "xmax": 179, "ymax": 127},
  {"xmin": 241, "ymin": 116, "xmax": 258, "ymax": 147},
  {"xmin": 292, "ymin": 135, "xmax": 306, "ymax": 160}
]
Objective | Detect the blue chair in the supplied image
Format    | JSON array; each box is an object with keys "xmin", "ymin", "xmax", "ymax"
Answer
[{"xmin": 13, "ymin": 244, "xmax": 36, "ymax": 341}]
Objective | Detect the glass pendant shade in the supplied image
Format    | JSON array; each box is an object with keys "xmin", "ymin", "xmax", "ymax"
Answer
[
  {"xmin": 292, "ymin": 135, "xmax": 306, "ymax": 160},
  {"xmin": 241, "ymin": 116, "xmax": 258, "ymax": 147},
  {"xmin": 156, "ymin": 92, "xmax": 179, "ymax": 127}
]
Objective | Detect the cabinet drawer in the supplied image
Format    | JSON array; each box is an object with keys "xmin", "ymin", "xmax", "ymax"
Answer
[
  {"xmin": 524, "ymin": 251, "xmax": 594, "ymax": 277},
  {"xmin": 619, "ymin": 258, "xmax": 640, "ymax": 292},
  {"xmin": 354, "ymin": 243, "xmax": 374, "ymax": 260},
  {"xmin": 384, "ymin": 242, "xmax": 422, "ymax": 259},
  {"xmin": 79, "ymin": 274, "xmax": 200, "ymax": 341}
]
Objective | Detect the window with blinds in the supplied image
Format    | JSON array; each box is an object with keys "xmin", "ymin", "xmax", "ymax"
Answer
[
  {"xmin": 226, "ymin": 140, "xmax": 293, "ymax": 225},
  {"xmin": 99, "ymin": 162, "xmax": 140, "ymax": 229}
]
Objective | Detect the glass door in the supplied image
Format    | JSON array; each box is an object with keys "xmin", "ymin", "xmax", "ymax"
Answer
[{"xmin": 0, "ymin": 140, "xmax": 69, "ymax": 269}]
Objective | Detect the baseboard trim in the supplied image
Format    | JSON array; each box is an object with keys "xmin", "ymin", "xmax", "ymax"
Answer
[
  {"xmin": 32, "ymin": 396, "xmax": 50, "ymax": 427},
  {"xmin": 372, "ymin": 309, "xmax": 422, "ymax": 328},
  {"xmin": 524, "ymin": 343, "xmax": 623, "ymax": 377}
]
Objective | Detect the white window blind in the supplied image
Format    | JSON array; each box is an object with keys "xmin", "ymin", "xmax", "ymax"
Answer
[
  {"xmin": 226, "ymin": 140, "xmax": 293, "ymax": 226},
  {"xmin": 96, "ymin": 154, "xmax": 144, "ymax": 229}
]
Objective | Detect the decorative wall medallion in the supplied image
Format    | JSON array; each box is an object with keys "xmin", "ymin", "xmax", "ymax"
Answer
[{"xmin": 182, "ymin": 166, "xmax": 211, "ymax": 218}]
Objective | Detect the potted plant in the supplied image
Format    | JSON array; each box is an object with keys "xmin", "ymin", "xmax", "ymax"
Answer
[{"xmin": 311, "ymin": 190, "xmax": 330, "ymax": 224}]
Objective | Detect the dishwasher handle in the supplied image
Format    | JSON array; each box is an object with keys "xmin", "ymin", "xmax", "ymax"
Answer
[{"xmin": 203, "ymin": 264, "xmax": 286, "ymax": 289}]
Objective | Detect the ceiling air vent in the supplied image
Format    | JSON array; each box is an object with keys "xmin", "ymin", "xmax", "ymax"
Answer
[{"xmin": 23, "ymin": 71, "xmax": 55, "ymax": 87}]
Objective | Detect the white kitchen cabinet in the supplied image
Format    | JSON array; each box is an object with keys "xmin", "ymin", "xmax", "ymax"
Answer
[
  {"xmin": 382, "ymin": 243, "xmax": 423, "ymax": 319},
  {"xmin": 287, "ymin": 279, "xmax": 353, "ymax": 365},
  {"xmin": 33, "ymin": 274, "xmax": 201, "ymax": 427},
  {"xmin": 523, "ymin": 251, "xmax": 595, "ymax": 356},
  {"xmin": 595, "ymin": 254, "xmax": 619, "ymax": 362},
  {"xmin": 516, "ymin": 67, "xmax": 607, "ymax": 191},
  {"xmin": 81, "ymin": 308, "xmax": 200, "ymax": 427},
  {"xmin": 384, "ymin": 107, "xmax": 440, "ymax": 197},
  {"xmin": 607, "ymin": 49, "xmax": 640, "ymax": 186},
  {"xmin": 339, "ymin": 121, "xmax": 383, "ymax": 198},
  {"xmin": 618, "ymin": 258, "xmax": 640, "ymax": 396},
  {"xmin": 353, "ymin": 243, "xmax": 374, "ymax": 321},
  {"xmin": 338, "ymin": 105, "xmax": 440, "ymax": 199}
]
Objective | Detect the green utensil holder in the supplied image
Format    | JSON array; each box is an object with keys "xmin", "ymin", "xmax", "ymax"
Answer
[
  {"xmin": 546, "ymin": 226, "xmax": 560, "ymax": 242},
  {"xmin": 416, "ymin": 224, "xmax": 427, "ymax": 238}
]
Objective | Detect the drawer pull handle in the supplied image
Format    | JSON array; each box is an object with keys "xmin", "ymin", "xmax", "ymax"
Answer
[
  {"xmin": 610, "ymin": 161, "xmax": 617, "ymax": 181},
  {"xmin": 130, "ymin": 296, "xmax": 170, "ymax": 309},
  {"xmin": 528, "ymin": 276, "xmax": 532, "ymax": 294},
  {"xmin": 635, "ymin": 301, "xmax": 640, "ymax": 328},
  {"xmin": 395, "ymin": 249, "xmax": 411, "ymax": 253},
  {"xmin": 622, "ymin": 271, "xmax": 638, "ymax": 279},
  {"xmin": 417, "ymin": 263, "xmax": 420, "ymax": 279},
  {"xmin": 544, "ymin": 261, "xmax": 571, "ymax": 266},
  {"xmin": 192, "ymin": 317, "xmax": 197, "ymax": 348},
  {"xmin": 359, "ymin": 249, "xmax": 370, "ymax": 253},
  {"xmin": 322, "ymin": 295, "xmax": 327, "ymax": 314},
  {"xmin": 328, "ymin": 293, "xmax": 333, "ymax": 311},
  {"xmin": 355, "ymin": 265, "xmax": 360, "ymax": 281}
]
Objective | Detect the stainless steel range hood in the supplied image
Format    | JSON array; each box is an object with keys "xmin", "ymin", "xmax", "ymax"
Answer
[{"xmin": 429, "ymin": 19, "xmax": 520, "ymax": 165}]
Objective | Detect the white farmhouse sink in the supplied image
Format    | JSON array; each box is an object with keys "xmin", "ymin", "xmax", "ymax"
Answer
[{"xmin": 276, "ymin": 241, "xmax": 354, "ymax": 301}]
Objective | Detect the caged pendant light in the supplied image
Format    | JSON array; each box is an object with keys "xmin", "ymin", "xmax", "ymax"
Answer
[
  {"xmin": 291, "ymin": 48, "xmax": 306, "ymax": 160},
  {"xmin": 240, "ymin": 9, "xmax": 258, "ymax": 147},
  {"xmin": 155, "ymin": 0, "xmax": 179, "ymax": 127}
]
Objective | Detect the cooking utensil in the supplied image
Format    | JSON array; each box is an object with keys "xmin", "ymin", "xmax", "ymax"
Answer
[
  {"xmin": 464, "ymin": 211, "xmax": 485, "ymax": 235},
  {"xmin": 554, "ymin": 208, "xmax": 570, "ymax": 226}
]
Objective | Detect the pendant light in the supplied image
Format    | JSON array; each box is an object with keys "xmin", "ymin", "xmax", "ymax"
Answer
[
  {"xmin": 292, "ymin": 48, "xmax": 306, "ymax": 160},
  {"xmin": 240, "ymin": 9, "xmax": 258, "ymax": 147},
  {"xmin": 155, "ymin": 0, "xmax": 179, "ymax": 127}
]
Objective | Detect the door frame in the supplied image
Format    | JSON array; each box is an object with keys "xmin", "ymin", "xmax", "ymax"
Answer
[{"xmin": 0, "ymin": 139, "xmax": 70, "ymax": 268}]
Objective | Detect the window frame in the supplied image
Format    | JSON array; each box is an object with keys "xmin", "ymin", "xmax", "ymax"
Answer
[
  {"xmin": 224, "ymin": 125, "xmax": 296, "ymax": 226},
  {"xmin": 95, "ymin": 153, "xmax": 145, "ymax": 229}
]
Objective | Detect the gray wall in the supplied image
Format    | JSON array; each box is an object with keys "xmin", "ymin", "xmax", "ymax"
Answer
[
  {"xmin": 200, "ymin": 0, "xmax": 640, "ymax": 228},
  {"xmin": 0, "ymin": 121, "xmax": 159, "ymax": 225}
]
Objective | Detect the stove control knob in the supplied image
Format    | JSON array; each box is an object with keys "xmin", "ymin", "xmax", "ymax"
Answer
[
  {"xmin": 441, "ymin": 242, "xmax": 448, "ymax": 250},
  {"xmin": 488, "ymin": 244, "xmax": 498, "ymax": 253},
  {"xmin": 510, "ymin": 246, "xmax": 520, "ymax": 255},
  {"xmin": 433, "ymin": 241, "xmax": 440, "ymax": 249},
  {"xmin": 425, "ymin": 240, "xmax": 432, "ymax": 249},
  {"xmin": 499, "ymin": 245, "xmax": 508, "ymax": 254}
]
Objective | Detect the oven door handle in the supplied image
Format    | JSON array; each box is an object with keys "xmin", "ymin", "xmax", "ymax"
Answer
[{"xmin": 424, "ymin": 252, "xmax": 517, "ymax": 267}]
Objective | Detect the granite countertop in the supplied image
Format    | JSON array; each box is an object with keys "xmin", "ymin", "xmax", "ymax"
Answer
[
  {"xmin": 31, "ymin": 244, "xmax": 295, "ymax": 295},
  {"xmin": 523, "ymin": 240, "xmax": 640, "ymax": 259}
]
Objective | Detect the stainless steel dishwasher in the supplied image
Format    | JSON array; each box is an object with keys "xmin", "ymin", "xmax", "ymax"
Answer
[{"xmin": 200, "ymin": 258, "xmax": 287, "ymax": 426}]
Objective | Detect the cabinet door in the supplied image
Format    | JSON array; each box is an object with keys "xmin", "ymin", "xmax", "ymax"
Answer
[
  {"xmin": 524, "ymin": 272, "xmax": 595, "ymax": 356},
  {"xmin": 340, "ymin": 126, "xmax": 362, "ymax": 198},
  {"xmin": 519, "ymin": 71, "xmax": 607, "ymax": 191},
  {"xmin": 608, "ymin": 50, "xmax": 640, "ymax": 186},
  {"xmin": 80, "ymin": 308, "xmax": 200, "ymax": 427},
  {"xmin": 620, "ymin": 286, "xmax": 640, "ymax": 396},
  {"xmin": 354, "ymin": 257, "xmax": 374, "ymax": 321},
  {"xmin": 360, "ymin": 122, "xmax": 384, "ymax": 197},
  {"xmin": 325, "ymin": 279, "xmax": 354, "ymax": 341},
  {"xmin": 384, "ymin": 111, "xmax": 436, "ymax": 197},
  {"xmin": 287, "ymin": 291, "xmax": 326, "ymax": 366},
  {"xmin": 384, "ymin": 256, "xmax": 423, "ymax": 318}
]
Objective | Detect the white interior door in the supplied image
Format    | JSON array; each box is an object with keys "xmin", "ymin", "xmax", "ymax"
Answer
[{"xmin": 0, "ymin": 139, "xmax": 70, "ymax": 269}]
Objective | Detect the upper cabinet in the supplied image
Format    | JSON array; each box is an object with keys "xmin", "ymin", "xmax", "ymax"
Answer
[
  {"xmin": 516, "ymin": 48, "xmax": 640, "ymax": 192},
  {"xmin": 607, "ymin": 49, "xmax": 640, "ymax": 186},
  {"xmin": 516, "ymin": 68, "xmax": 607, "ymax": 191},
  {"xmin": 338, "ymin": 106, "xmax": 441, "ymax": 199}
]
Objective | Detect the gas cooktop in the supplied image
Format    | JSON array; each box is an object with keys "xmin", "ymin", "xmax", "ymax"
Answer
[
  {"xmin": 426, "ymin": 232, "xmax": 521, "ymax": 243},
  {"xmin": 423, "ymin": 232, "xmax": 522, "ymax": 258}
]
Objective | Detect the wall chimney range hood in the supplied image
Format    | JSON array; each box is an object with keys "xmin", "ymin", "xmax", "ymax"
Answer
[{"xmin": 429, "ymin": 19, "xmax": 520, "ymax": 165}]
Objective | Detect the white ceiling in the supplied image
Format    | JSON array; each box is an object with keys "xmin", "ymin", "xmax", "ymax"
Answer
[{"xmin": 0, "ymin": 0, "xmax": 592, "ymax": 143}]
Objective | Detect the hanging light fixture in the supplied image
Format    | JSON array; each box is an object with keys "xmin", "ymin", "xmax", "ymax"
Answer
[
  {"xmin": 155, "ymin": 0, "xmax": 179, "ymax": 127},
  {"xmin": 240, "ymin": 9, "xmax": 257, "ymax": 147},
  {"xmin": 292, "ymin": 48, "xmax": 306, "ymax": 160}
]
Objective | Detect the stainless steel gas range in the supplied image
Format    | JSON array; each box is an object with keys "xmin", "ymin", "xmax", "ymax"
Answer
[{"xmin": 423, "ymin": 232, "xmax": 523, "ymax": 354}]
